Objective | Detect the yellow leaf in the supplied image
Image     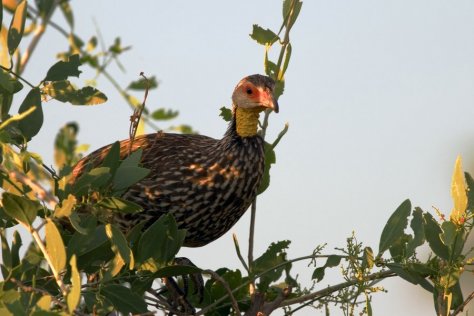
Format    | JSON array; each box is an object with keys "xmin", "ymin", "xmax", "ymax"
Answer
[
  {"xmin": 45, "ymin": 218, "xmax": 66, "ymax": 273},
  {"xmin": 54, "ymin": 194, "xmax": 76, "ymax": 218},
  {"xmin": 67, "ymin": 255, "xmax": 81, "ymax": 313},
  {"xmin": 450, "ymin": 155, "xmax": 467, "ymax": 225}
]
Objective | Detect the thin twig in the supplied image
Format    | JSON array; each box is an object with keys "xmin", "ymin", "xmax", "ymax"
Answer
[
  {"xmin": 19, "ymin": 0, "xmax": 60, "ymax": 74},
  {"xmin": 203, "ymin": 269, "xmax": 242, "ymax": 315},
  {"xmin": 5, "ymin": 168, "xmax": 58, "ymax": 209},
  {"xmin": 248, "ymin": 199, "xmax": 257, "ymax": 296},
  {"xmin": 128, "ymin": 72, "xmax": 149, "ymax": 155}
]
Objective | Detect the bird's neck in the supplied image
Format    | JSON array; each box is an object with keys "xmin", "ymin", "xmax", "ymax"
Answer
[{"xmin": 234, "ymin": 107, "xmax": 261, "ymax": 137}]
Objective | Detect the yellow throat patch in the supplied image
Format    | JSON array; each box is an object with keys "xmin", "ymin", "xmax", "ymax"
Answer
[{"xmin": 235, "ymin": 107, "xmax": 261, "ymax": 137}]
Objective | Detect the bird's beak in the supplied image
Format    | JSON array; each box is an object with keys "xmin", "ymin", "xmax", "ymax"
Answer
[{"xmin": 261, "ymin": 91, "xmax": 279, "ymax": 113}]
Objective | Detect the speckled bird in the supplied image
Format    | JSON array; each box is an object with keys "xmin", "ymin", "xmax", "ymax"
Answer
[{"xmin": 71, "ymin": 74, "xmax": 278, "ymax": 247}]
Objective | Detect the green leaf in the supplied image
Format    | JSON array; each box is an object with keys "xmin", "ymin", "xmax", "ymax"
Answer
[
  {"xmin": 465, "ymin": 172, "xmax": 474, "ymax": 211},
  {"xmin": 281, "ymin": 43, "xmax": 292, "ymax": 78},
  {"xmin": 105, "ymin": 223, "xmax": 134, "ymax": 269},
  {"xmin": 151, "ymin": 108, "xmax": 179, "ymax": 121},
  {"xmin": 45, "ymin": 218, "xmax": 66, "ymax": 273},
  {"xmin": 0, "ymin": 70, "xmax": 13, "ymax": 94},
  {"xmin": 101, "ymin": 284, "xmax": 148, "ymax": 314},
  {"xmin": 127, "ymin": 76, "xmax": 158, "ymax": 90},
  {"xmin": 101, "ymin": 141, "xmax": 120, "ymax": 174},
  {"xmin": 67, "ymin": 255, "xmax": 81, "ymax": 313},
  {"xmin": 154, "ymin": 265, "xmax": 202, "ymax": 278},
  {"xmin": 10, "ymin": 230, "xmax": 21, "ymax": 268},
  {"xmin": 250, "ymin": 24, "xmax": 279, "ymax": 46},
  {"xmin": 71, "ymin": 166, "xmax": 111, "ymax": 196},
  {"xmin": 1, "ymin": 230, "xmax": 12, "ymax": 274},
  {"xmin": 67, "ymin": 224, "xmax": 108, "ymax": 258},
  {"xmin": 18, "ymin": 88, "xmax": 43, "ymax": 140},
  {"xmin": 312, "ymin": 267, "xmax": 325, "ymax": 282},
  {"xmin": 441, "ymin": 221, "xmax": 457, "ymax": 247},
  {"xmin": 282, "ymin": 0, "xmax": 303, "ymax": 30},
  {"xmin": 42, "ymin": 80, "xmax": 107, "ymax": 105},
  {"xmin": 2, "ymin": 193, "xmax": 40, "ymax": 227},
  {"xmin": 98, "ymin": 197, "xmax": 142, "ymax": 214},
  {"xmin": 311, "ymin": 255, "xmax": 342, "ymax": 282},
  {"xmin": 386, "ymin": 263, "xmax": 433, "ymax": 292},
  {"xmin": 136, "ymin": 214, "xmax": 185, "ymax": 267},
  {"xmin": 253, "ymin": 240, "xmax": 290, "ymax": 291},
  {"xmin": 7, "ymin": 0, "xmax": 27, "ymax": 55},
  {"xmin": 406, "ymin": 207, "xmax": 425, "ymax": 256},
  {"xmin": 423, "ymin": 213, "xmax": 450, "ymax": 260},
  {"xmin": 112, "ymin": 149, "xmax": 149, "ymax": 191},
  {"xmin": 257, "ymin": 142, "xmax": 276, "ymax": 195},
  {"xmin": 219, "ymin": 107, "xmax": 232, "ymax": 122},
  {"xmin": 378, "ymin": 199, "xmax": 411, "ymax": 255},
  {"xmin": 44, "ymin": 55, "xmax": 82, "ymax": 81}
]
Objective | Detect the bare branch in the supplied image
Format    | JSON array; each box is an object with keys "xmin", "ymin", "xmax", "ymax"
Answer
[
  {"xmin": 203, "ymin": 269, "xmax": 241, "ymax": 315},
  {"xmin": 451, "ymin": 291, "xmax": 474, "ymax": 316}
]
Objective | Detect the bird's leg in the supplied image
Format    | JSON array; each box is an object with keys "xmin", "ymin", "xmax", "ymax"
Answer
[
  {"xmin": 174, "ymin": 257, "xmax": 205, "ymax": 302},
  {"xmin": 163, "ymin": 277, "xmax": 195, "ymax": 315}
]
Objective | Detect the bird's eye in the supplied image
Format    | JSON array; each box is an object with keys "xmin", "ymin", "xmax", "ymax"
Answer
[{"xmin": 246, "ymin": 88, "xmax": 253, "ymax": 95}]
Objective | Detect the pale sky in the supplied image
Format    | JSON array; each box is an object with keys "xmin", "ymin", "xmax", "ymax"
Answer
[{"xmin": 17, "ymin": 1, "xmax": 474, "ymax": 315}]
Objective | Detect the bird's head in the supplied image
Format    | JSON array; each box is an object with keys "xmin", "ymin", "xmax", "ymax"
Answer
[
  {"xmin": 231, "ymin": 75, "xmax": 279, "ymax": 138},
  {"xmin": 232, "ymin": 74, "xmax": 279, "ymax": 113}
]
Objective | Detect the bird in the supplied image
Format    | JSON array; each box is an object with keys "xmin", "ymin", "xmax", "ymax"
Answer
[{"xmin": 70, "ymin": 74, "xmax": 278, "ymax": 247}]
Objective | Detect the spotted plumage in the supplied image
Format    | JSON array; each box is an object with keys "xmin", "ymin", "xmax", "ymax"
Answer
[{"xmin": 71, "ymin": 74, "xmax": 278, "ymax": 247}]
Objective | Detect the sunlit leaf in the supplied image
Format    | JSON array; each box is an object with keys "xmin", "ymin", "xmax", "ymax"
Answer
[
  {"xmin": 378, "ymin": 199, "xmax": 411, "ymax": 255},
  {"xmin": 18, "ymin": 88, "xmax": 43, "ymax": 139},
  {"xmin": 450, "ymin": 156, "xmax": 467, "ymax": 226},
  {"xmin": 67, "ymin": 255, "xmax": 81, "ymax": 313},
  {"xmin": 54, "ymin": 194, "xmax": 76, "ymax": 218},
  {"xmin": 105, "ymin": 223, "xmax": 134, "ymax": 269},
  {"xmin": 44, "ymin": 54, "xmax": 82, "ymax": 81},
  {"xmin": 7, "ymin": 0, "xmax": 27, "ymax": 55},
  {"xmin": 45, "ymin": 218, "xmax": 66, "ymax": 273},
  {"xmin": 43, "ymin": 80, "xmax": 107, "ymax": 105}
]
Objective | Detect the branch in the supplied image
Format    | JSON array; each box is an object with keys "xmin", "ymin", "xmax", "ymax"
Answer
[{"xmin": 280, "ymin": 270, "xmax": 396, "ymax": 308}]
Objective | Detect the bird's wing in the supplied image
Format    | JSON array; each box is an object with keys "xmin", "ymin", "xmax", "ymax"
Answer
[{"xmin": 70, "ymin": 132, "xmax": 218, "ymax": 182}]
